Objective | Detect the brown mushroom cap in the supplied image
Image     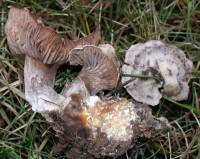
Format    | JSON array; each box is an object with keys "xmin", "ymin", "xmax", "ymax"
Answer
[
  {"xmin": 5, "ymin": 6, "xmax": 101, "ymax": 64},
  {"xmin": 68, "ymin": 44, "xmax": 119, "ymax": 94},
  {"xmin": 122, "ymin": 40, "xmax": 193, "ymax": 106}
]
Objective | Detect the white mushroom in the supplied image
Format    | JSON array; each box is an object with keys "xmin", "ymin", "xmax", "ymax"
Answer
[{"xmin": 122, "ymin": 40, "xmax": 193, "ymax": 106}]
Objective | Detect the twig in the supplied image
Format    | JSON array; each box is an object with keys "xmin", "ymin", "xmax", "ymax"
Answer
[
  {"xmin": 122, "ymin": 73, "xmax": 161, "ymax": 81},
  {"xmin": 105, "ymin": 79, "xmax": 134, "ymax": 97}
]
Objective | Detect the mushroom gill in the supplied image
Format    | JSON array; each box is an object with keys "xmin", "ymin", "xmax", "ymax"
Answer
[
  {"xmin": 122, "ymin": 40, "xmax": 193, "ymax": 106},
  {"xmin": 68, "ymin": 44, "xmax": 119, "ymax": 94},
  {"xmin": 5, "ymin": 6, "xmax": 101, "ymax": 65}
]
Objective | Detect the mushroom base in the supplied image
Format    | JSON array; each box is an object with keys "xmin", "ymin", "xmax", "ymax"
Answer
[{"xmin": 45, "ymin": 97, "xmax": 168, "ymax": 158}]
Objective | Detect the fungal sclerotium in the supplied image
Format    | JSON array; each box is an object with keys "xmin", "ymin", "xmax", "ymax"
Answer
[
  {"xmin": 5, "ymin": 7, "xmax": 169, "ymax": 158},
  {"xmin": 122, "ymin": 40, "xmax": 193, "ymax": 106}
]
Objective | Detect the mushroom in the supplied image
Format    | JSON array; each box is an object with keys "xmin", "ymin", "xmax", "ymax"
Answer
[
  {"xmin": 5, "ymin": 7, "xmax": 169, "ymax": 158},
  {"xmin": 61, "ymin": 44, "xmax": 119, "ymax": 99},
  {"xmin": 122, "ymin": 40, "xmax": 193, "ymax": 106},
  {"xmin": 5, "ymin": 6, "xmax": 101, "ymax": 112}
]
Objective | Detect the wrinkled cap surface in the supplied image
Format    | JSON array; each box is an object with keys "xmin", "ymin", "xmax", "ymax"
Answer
[
  {"xmin": 68, "ymin": 44, "xmax": 119, "ymax": 94},
  {"xmin": 5, "ymin": 6, "xmax": 101, "ymax": 64},
  {"xmin": 122, "ymin": 40, "xmax": 193, "ymax": 106}
]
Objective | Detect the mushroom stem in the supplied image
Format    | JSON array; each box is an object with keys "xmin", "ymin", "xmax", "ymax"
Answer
[{"xmin": 24, "ymin": 56, "xmax": 70, "ymax": 112}]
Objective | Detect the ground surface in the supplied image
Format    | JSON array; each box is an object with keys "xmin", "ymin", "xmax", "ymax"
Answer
[{"xmin": 0, "ymin": 0, "xmax": 200, "ymax": 159}]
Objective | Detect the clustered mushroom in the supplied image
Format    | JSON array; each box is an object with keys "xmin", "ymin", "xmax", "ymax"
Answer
[
  {"xmin": 5, "ymin": 7, "xmax": 183, "ymax": 158},
  {"xmin": 122, "ymin": 40, "xmax": 193, "ymax": 106},
  {"xmin": 5, "ymin": 6, "xmax": 101, "ymax": 112}
]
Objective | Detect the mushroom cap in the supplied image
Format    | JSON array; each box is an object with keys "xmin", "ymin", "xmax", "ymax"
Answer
[
  {"xmin": 68, "ymin": 44, "xmax": 119, "ymax": 94},
  {"xmin": 5, "ymin": 6, "xmax": 101, "ymax": 113},
  {"xmin": 122, "ymin": 40, "xmax": 193, "ymax": 106},
  {"xmin": 5, "ymin": 6, "xmax": 101, "ymax": 64}
]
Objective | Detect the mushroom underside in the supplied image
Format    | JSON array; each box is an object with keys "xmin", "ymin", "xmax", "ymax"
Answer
[
  {"xmin": 68, "ymin": 45, "xmax": 119, "ymax": 94},
  {"xmin": 5, "ymin": 6, "xmax": 101, "ymax": 65}
]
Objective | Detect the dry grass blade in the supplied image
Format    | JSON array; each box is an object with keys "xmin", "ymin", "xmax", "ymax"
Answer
[{"xmin": 180, "ymin": 127, "xmax": 200, "ymax": 159}]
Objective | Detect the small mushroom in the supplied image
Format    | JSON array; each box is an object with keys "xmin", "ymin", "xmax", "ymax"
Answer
[{"xmin": 122, "ymin": 40, "xmax": 193, "ymax": 106}]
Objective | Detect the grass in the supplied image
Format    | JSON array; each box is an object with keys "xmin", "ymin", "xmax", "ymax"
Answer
[{"xmin": 0, "ymin": 0, "xmax": 200, "ymax": 158}]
